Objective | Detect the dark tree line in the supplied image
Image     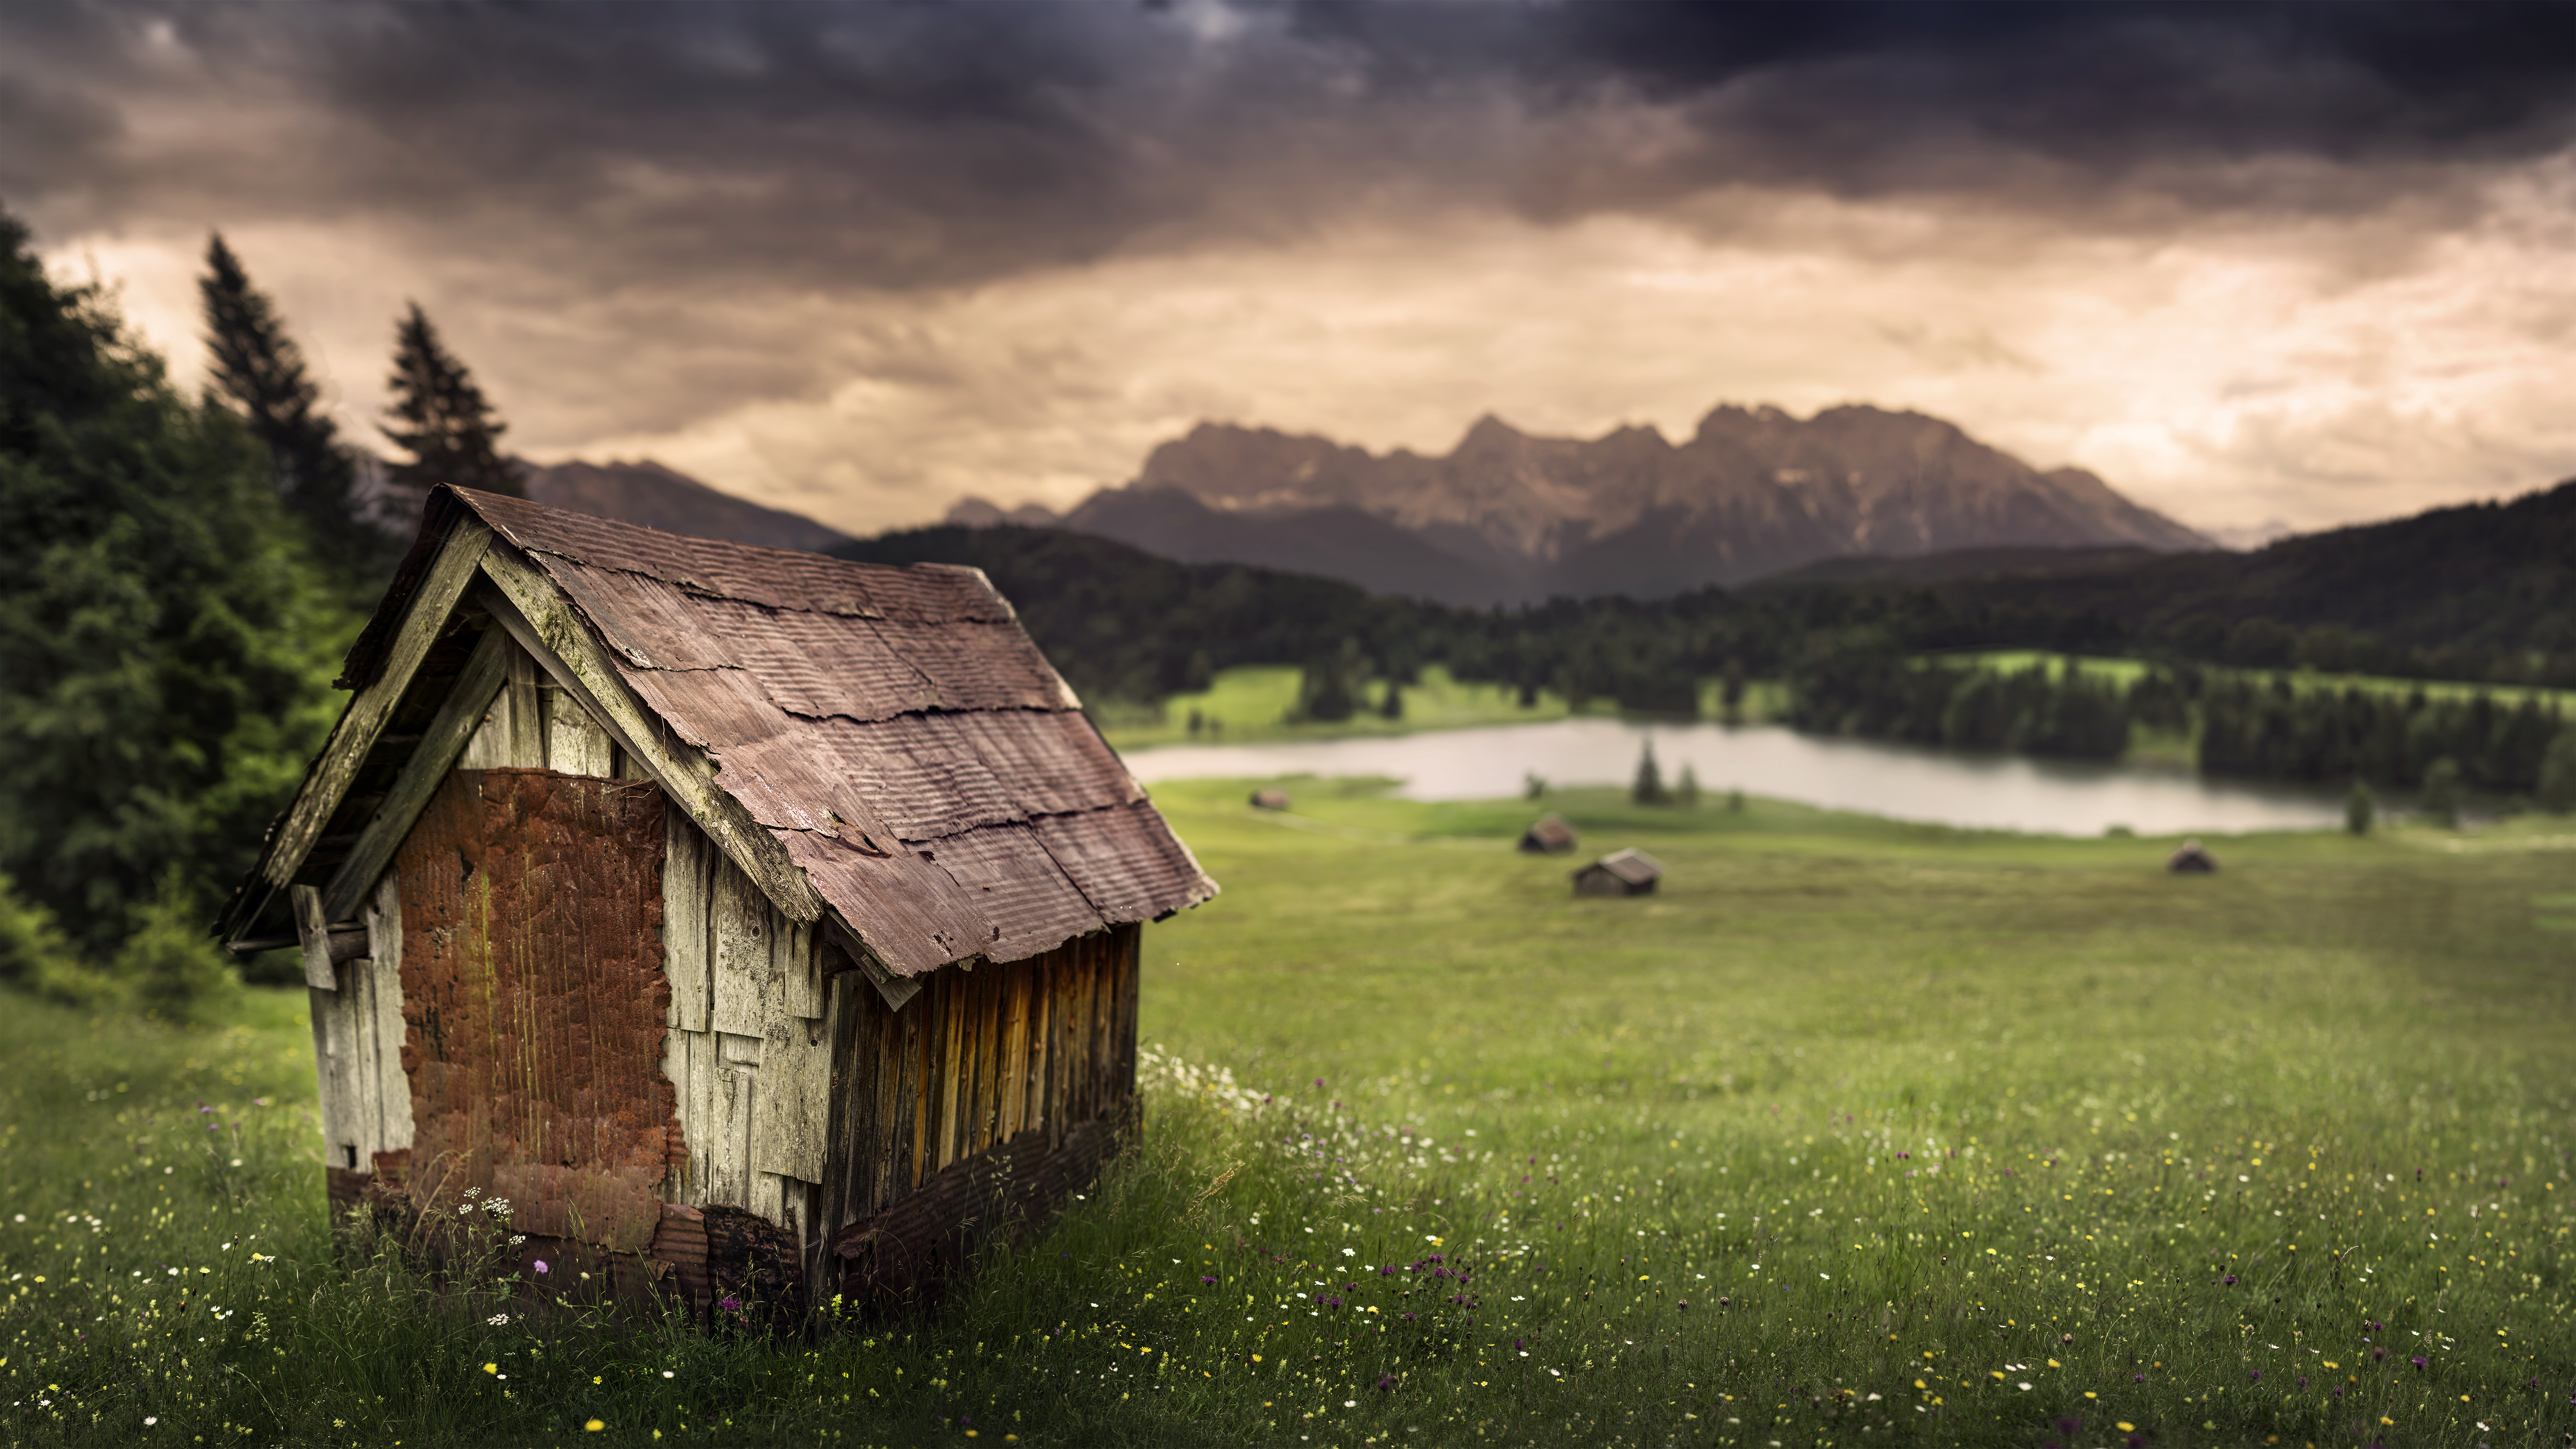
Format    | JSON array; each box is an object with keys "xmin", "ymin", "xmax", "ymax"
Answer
[
  {"xmin": 2, "ymin": 208, "xmax": 532, "ymax": 1008},
  {"xmin": 1783, "ymin": 644, "xmax": 2131, "ymax": 760},
  {"xmin": 2197, "ymin": 674, "xmax": 2564, "ymax": 792}
]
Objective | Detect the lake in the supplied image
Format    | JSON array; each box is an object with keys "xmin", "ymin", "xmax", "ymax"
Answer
[{"xmin": 1119, "ymin": 718, "xmax": 2344, "ymax": 836}]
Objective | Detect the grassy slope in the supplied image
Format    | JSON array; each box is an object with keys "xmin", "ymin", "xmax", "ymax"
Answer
[{"xmin": 3, "ymin": 791, "xmax": 2572, "ymax": 1447}]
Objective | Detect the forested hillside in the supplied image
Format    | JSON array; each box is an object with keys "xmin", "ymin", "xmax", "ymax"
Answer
[{"xmin": 1759, "ymin": 479, "xmax": 2576, "ymax": 686}]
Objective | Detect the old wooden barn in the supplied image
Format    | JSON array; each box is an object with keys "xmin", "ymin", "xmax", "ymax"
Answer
[{"xmin": 219, "ymin": 486, "xmax": 1215, "ymax": 1316}]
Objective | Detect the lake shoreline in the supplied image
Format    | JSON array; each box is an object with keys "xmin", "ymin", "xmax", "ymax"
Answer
[{"xmin": 1117, "ymin": 715, "xmax": 2348, "ymax": 837}]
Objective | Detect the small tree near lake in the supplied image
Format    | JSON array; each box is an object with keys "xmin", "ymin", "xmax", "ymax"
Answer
[
  {"xmin": 1632, "ymin": 740, "xmax": 1665, "ymax": 805},
  {"xmin": 2420, "ymin": 756, "xmax": 2464, "ymax": 829}
]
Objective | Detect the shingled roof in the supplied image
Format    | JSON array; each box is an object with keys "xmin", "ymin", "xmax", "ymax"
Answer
[{"xmin": 227, "ymin": 486, "xmax": 1214, "ymax": 981}]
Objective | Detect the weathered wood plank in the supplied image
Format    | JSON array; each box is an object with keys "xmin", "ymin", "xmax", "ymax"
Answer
[
  {"xmin": 941, "ymin": 978, "xmax": 970, "ymax": 1170},
  {"xmin": 291, "ymin": 885, "xmax": 337, "ymax": 991},
  {"xmin": 661, "ymin": 1027, "xmax": 692, "ymax": 1201},
  {"xmin": 753, "ymin": 1011, "xmax": 829, "ymax": 1186},
  {"xmin": 972, "ymin": 967, "xmax": 1002, "ymax": 1155},
  {"xmin": 664, "ymin": 810, "xmax": 715, "ymax": 1033},
  {"xmin": 544, "ymin": 684, "xmax": 618, "ymax": 776},
  {"xmin": 821, "ymin": 973, "xmax": 865, "ymax": 1235},
  {"xmin": 308, "ymin": 980, "xmax": 362, "ymax": 1177},
  {"xmin": 710, "ymin": 861, "xmax": 775, "ymax": 1039},
  {"xmin": 475, "ymin": 548, "xmax": 826, "ymax": 923},
  {"xmin": 684, "ymin": 1029, "xmax": 721, "ymax": 1205},
  {"xmin": 1026, "ymin": 953, "xmax": 1053, "ymax": 1141},
  {"xmin": 1114, "ymin": 925, "xmax": 1141, "ymax": 1095},
  {"xmin": 708, "ymin": 1034, "xmax": 761, "ymax": 1209},
  {"xmin": 503, "ymin": 648, "xmax": 545, "ymax": 765},
  {"xmin": 321, "ymin": 626, "xmax": 514, "ymax": 922},
  {"xmin": 879, "ymin": 998, "xmax": 911, "ymax": 1210},
  {"xmin": 261, "ymin": 523, "xmax": 492, "ymax": 898},
  {"xmin": 781, "ymin": 920, "xmax": 823, "ymax": 1021},
  {"xmin": 365, "ymin": 873, "xmax": 414, "ymax": 1157},
  {"xmin": 1001, "ymin": 961, "xmax": 1030, "ymax": 1143},
  {"xmin": 750, "ymin": 1169, "xmax": 785, "ymax": 1228}
]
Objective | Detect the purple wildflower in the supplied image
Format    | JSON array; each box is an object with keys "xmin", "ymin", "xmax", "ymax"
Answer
[
  {"xmin": 2410, "ymin": 1356, "xmax": 2427, "ymax": 1369},
  {"xmin": 533, "ymin": 1260, "xmax": 549, "ymax": 1274},
  {"xmin": 1375, "ymin": 1373, "xmax": 1396, "ymax": 1393},
  {"xmin": 2222, "ymin": 1275, "xmax": 2238, "ymax": 1286},
  {"xmin": 2249, "ymin": 1370, "xmax": 2261, "ymax": 1382}
]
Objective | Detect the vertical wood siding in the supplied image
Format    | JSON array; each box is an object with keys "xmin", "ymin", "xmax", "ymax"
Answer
[{"xmin": 816, "ymin": 922, "xmax": 1139, "ymax": 1242}]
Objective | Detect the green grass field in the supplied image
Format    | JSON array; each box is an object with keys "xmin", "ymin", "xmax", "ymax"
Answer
[{"xmin": 4, "ymin": 785, "xmax": 2572, "ymax": 1447}]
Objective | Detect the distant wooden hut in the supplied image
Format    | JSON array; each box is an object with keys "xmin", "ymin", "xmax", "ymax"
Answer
[
  {"xmin": 1248, "ymin": 788, "xmax": 1291, "ymax": 811},
  {"xmin": 1573, "ymin": 848, "xmax": 1664, "ymax": 897},
  {"xmin": 219, "ymin": 487, "xmax": 1215, "ymax": 1318},
  {"xmin": 2167, "ymin": 838, "xmax": 2218, "ymax": 873},
  {"xmin": 1519, "ymin": 814, "xmax": 1578, "ymax": 854}
]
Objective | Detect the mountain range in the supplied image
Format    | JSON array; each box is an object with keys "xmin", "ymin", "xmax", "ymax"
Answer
[
  {"xmin": 953, "ymin": 404, "xmax": 2211, "ymax": 604},
  {"xmin": 519, "ymin": 457, "xmax": 850, "ymax": 553},
  {"xmin": 513, "ymin": 403, "xmax": 2211, "ymax": 606}
]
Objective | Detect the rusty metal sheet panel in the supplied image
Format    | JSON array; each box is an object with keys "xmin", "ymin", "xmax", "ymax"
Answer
[
  {"xmin": 919, "ymin": 822, "xmax": 1105, "ymax": 963},
  {"xmin": 394, "ymin": 768, "xmax": 676, "ymax": 1254},
  {"xmin": 779, "ymin": 831, "xmax": 985, "ymax": 978},
  {"xmin": 704, "ymin": 730, "xmax": 888, "ymax": 846},
  {"xmin": 846, "ymin": 562, "xmax": 1015, "ymax": 625},
  {"xmin": 823, "ymin": 716, "xmax": 1028, "ymax": 844},
  {"xmin": 867, "ymin": 619, "xmax": 1082, "ymax": 713},
  {"xmin": 618, "ymin": 664, "xmax": 797, "ymax": 754},
  {"xmin": 538, "ymin": 558, "xmax": 741, "ymax": 671},
  {"xmin": 1033, "ymin": 800, "xmax": 1220, "ymax": 926},
  {"xmin": 946, "ymin": 711, "xmax": 1143, "ymax": 819},
  {"xmin": 714, "ymin": 606, "xmax": 940, "ymax": 722},
  {"xmin": 711, "ymin": 719, "xmax": 1015, "ymax": 847},
  {"xmin": 473, "ymin": 494, "xmax": 874, "ymax": 616}
]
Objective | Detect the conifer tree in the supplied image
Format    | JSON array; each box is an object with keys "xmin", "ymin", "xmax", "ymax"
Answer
[
  {"xmin": 381, "ymin": 302, "xmax": 521, "ymax": 501},
  {"xmin": 1632, "ymin": 740, "xmax": 1665, "ymax": 805},
  {"xmin": 198, "ymin": 235, "xmax": 395, "ymax": 593}
]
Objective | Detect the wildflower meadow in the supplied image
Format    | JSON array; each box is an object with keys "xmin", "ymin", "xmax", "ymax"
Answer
[{"xmin": 2, "ymin": 778, "xmax": 2570, "ymax": 1447}]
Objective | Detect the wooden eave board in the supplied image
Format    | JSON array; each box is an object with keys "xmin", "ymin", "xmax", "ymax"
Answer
[{"xmin": 221, "ymin": 522, "xmax": 496, "ymax": 946}]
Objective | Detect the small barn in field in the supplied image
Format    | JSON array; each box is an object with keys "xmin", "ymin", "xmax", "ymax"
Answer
[
  {"xmin": 1572, "ymin": 848, "xmax": 1663, "ymax": 897},
  {"xmin": 219, "ymin": 486, "xmax": 1215, "ymax": 1317},
  {"xmin": 1518, "ymin": 814, "xmax": 1578, "ymax": 855}
]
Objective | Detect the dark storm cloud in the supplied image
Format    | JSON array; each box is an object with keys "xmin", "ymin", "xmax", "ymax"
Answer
[{"xmin": 6, "ymin": 0, "xmax": 2569, "ymax": 293}]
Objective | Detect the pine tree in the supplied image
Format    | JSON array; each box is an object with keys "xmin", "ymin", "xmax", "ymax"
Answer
[
  {"xmin": 1631, "ymin": 740, "xmax": 1665, "ymax": 805},
  {"xmin": 381, "ymin": 302, "xmax": 521, "ymax": 501},
  {"xmin": 199, "ymin": 234, "xmax": 395, "ymax": 594}
]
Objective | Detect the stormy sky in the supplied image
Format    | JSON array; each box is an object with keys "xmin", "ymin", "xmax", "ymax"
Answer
[{"xmin": 9, "ymin": 0, "xmax": 2572, "ymax": 538}]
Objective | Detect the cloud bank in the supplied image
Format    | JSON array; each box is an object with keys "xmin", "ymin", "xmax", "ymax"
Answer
[{"xmin": 9, "ymin": 0, "xmax": 2572, "ymax": 534}]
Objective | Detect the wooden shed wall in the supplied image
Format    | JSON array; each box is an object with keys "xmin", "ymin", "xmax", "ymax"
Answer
[{"xmin": 314, "ymin": 629, "xmax": 1145, "ymax": 1312}]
